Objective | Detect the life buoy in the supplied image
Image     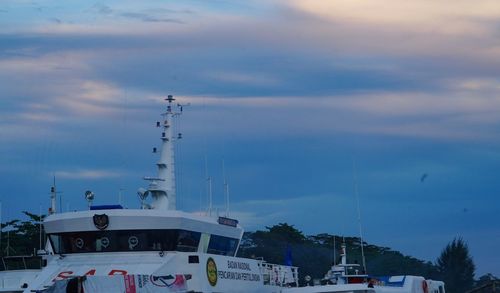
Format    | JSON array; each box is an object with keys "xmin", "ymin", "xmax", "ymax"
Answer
[{"xmin": 422, "ymin": 280, "xmax": 429, "ymax": 293}]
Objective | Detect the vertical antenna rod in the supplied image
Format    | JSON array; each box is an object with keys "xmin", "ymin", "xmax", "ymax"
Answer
[
  {"xmin": 353, "ymin": 160, "xmax": 367, "ymax": 273},
  {"xmin": 222, "ymin": 159, "xmax": 230, "ymax": 217},
  {"xmin": 118, "ymin": 188, "xmax": 123, "ymax": 206},
  {"xmin": 39, "ymin": 205, "xmax": 42, "ymax": 251},
  {"xmin": 333, "ymin": 235, "xmax": 336, "ymax": 265},
  {"xmin": 205, "ymin": 156, "xmax": 212, "ymax": 216},
  {"xmin": 0, "ymin": 201, "xmax": 2, "ymax": 253}
]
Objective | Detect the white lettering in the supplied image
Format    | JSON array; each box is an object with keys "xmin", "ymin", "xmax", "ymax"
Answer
[
  {"xmin": 218, "ymin": 270, "xmax": 260, "ymax": 282},
  {"xmin": 227, "ymin": 261, "xmax": 251, "ymax": 271}
]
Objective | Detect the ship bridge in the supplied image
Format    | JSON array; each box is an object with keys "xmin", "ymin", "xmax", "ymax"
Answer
[{"xmin": 44, "ymin": 208, "xmax": 243, "ymax": 256}]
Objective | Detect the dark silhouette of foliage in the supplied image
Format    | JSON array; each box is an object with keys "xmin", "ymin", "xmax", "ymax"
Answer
[
  {"xmin": 1, "ymin": 211, "xmax": 46, "ymax": 257},
  {"xmin": 0, "ymin": 212, "xmax": 45, "ymax": 270},
  {"xmin": 238, "ymin": 223, "xmax": 441, "ymax": 285},
  {"xmin": 265, "ymin": 223, "xmax": 307, "ymax": 244},
  {"xmin": 436, "ymin": 238, "xmax": 475, "ymax": 293},
  {"xmin": 474, "ymin": 273, "xmax": 498, "ymax": 288}
]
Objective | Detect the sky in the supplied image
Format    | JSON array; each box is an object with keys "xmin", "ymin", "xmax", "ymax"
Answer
[{"xmin": 1, "ymin": 0, "xmax": 499, "ymax": 277}]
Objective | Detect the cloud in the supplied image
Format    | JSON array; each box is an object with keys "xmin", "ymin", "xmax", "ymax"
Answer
[
  {"xmin": 52, "ymin": 80, "xmax": 126, "ymax": 116},
  {"xmin": 3, "ymin": 0, "xmax": 498, "ymax": 104},
  {"xmin": 453, "ymin": 78, "xmax": 500, "ymax": 92},
  {"xmin": 0, "ymin": 49, "xmax": 137, "ymax": 117},
  {"xmin": 55, "ymin": 168, "xmax": 124, "ymax": 180},
  {"xmin": 205, "ymin": 71, "xmax": 282, "ymax": 87},
  {"xmin": 91, "ymin": 3, "xmax": 113, "ymax": 15},
  {"xmin": 222, "ymin": 193, "xmax": 355, "ymax": 232},
  {"xmin": 19, "ymin": 112, "xmax": 60, "ymax": 123},
  {"xmin": 288, "ymin": 0, "xmax": 500, "ymax": 36},
  {"xmin": 49, "ymin": 18, "xmax": 62, "ymax": 24},
  {"xmin": 119, "ymin": 12, "xmax": 184, "ymax": 24},
  {"xmin": 1, "ymin": 33, "xmax": 498, "ymax": 143},
  {"xmin": 176, "ymin": 90, "xmax": 500, "ymax": 142},
  {"xmin": 278, "ymin": 0, "xmax": 500, "ymax": 69}
]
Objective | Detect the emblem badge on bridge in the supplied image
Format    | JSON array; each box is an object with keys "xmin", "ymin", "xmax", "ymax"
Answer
[
  {"xmin": 206, "ymin": 257, "xmax": 218, "ymax": 286},
  {"xmin": 93, "ymin": 214, "xmax": 109, "ymax": 230}
]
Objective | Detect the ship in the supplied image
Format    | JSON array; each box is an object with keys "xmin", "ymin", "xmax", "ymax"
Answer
[
  {"xmin": 284, "ymin": 242, "xmax": 445, "ymax": 293},
  {"xmin": 0, "ymin": 95, "xmax": 301, "ymax": 292},
  {"xmin": 0, "ymin": 96, "xmax": 446, "ymax": 293}
]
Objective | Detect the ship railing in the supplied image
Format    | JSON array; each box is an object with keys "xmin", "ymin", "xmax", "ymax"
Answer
[
  {"xmin": 259, "ymin": 261, "xmax": 299, "ymax": 287},
  {"xmin": 0, "ymin": 255, "xmax": 42, "ymax": 271}
]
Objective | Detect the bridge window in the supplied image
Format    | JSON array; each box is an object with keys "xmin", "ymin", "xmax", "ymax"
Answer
[
  {"xmin": 48, "ymin": 229, "xmax": 201, "ymax": 254},
  {"xmin": 207, "ymin": 234, "xmax": 239, "ymax": 256}
]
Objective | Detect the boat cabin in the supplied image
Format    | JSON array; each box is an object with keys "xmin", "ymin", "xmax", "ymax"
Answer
[{"xmin": 44, "ymin": 208, "xmax": 243, "ymax": 257}]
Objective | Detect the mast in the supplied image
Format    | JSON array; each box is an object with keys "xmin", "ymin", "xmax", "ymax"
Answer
[
  {"xmin": 49, "ymin": 176, "xmax": 57, "ymax": 215},
  {"xmin": 145, "ymin": 95, "xmax": 184, "ymax": 210},
  {"xmin": 340, "ymin": 242, "xmax": 347, "ymax": 266}
]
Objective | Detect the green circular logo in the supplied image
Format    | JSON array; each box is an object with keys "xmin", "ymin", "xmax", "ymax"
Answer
[{"xmin": 206, "ymin": 257, "xmax": 218, "ymax": 286}]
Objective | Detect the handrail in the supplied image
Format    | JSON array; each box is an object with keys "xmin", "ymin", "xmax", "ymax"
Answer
[
  {"xmin": 259, "ymin": 261, "xmax": 299, "ymax": 287},
  {"xmin": 0, "ymin": 255, "xmax": 42, "ymax": 271}
]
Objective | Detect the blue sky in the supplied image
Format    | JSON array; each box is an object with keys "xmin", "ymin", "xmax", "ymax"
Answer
[{"xmin": 1, "ymin": 0, "xmax": 500, "ymax": 277}]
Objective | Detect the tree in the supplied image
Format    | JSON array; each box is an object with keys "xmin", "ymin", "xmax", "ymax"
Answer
[
  {"xmin": 238, "ymin": 225, "xmax": 442, "ymax": 284},
  {"xmin": 1, "ymin": 211, "xmax": 46, "ymax": 257},
  {"xmin": 475, "ymin": 273, "xmax": 498, "ymax": 288},
  {"xmin": 265, "ymin": 223, "xmax": 307, "ymax": 243},
  {"xmin": 0, "ymin": 212, "xmax": 45, "ymax": 270},
  {"xmin": 436, "ymin": 238, "xmax": 475, "ymax": 293}
]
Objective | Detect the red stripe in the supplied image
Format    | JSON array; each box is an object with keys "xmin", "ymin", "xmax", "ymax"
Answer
[{"xmin": 124, "ymin": 275, "xmax": 136, "ymax": 293}]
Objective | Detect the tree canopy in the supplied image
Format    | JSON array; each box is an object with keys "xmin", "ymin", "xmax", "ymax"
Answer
[
  {"xmin": 436, "ymin": 237, "xmax": 475, "ymax": 293},
  {"xmin": 237, "ymin": 223, "xmax": 442, "ymax": 284},
  {"xmin": 1, "ymin": 211, "xmax": 45, "ymax": 257}
]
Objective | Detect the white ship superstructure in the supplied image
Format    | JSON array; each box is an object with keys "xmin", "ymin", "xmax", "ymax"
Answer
[
  {"xmin": 0, "ymin": 96, "xmax": 299, "ymax": 293},
  {"xmin": 0, "ymin": 96, "xmax": 446, "ymax": 293}
]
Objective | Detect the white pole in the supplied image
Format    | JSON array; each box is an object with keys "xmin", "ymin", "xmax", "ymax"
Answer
[{"xmin": 50, "ymin": 175, "xmax": 57, "ymax": 215}]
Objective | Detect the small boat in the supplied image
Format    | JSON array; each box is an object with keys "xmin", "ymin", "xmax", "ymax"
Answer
[{"xmin": 282, "ymin": 243, "xmax": 445, "ymax": 293}]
